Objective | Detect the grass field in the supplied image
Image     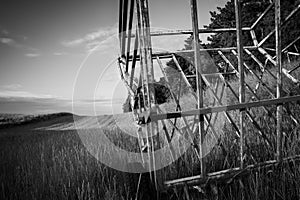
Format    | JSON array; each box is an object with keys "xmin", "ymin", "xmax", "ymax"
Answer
[{"xmin": 1, "ymin": 61, "xmax": 300, "ymax": 200}]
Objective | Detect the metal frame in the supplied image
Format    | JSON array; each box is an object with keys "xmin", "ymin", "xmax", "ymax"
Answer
[{"xmin": 117, "ymin": 0, "xmax": 300, "ymax": 198}]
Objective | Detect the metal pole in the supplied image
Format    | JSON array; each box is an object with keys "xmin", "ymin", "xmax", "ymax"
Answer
[
  {"xmin": 190, "ymin": 0, "xmax": 206, "ymax": 177},
  {"xmin": 136, "ymin": 0, "xmax": 159, "ymax": 195},
  {"xmin": 119, "ymin": 0, "xmax": 124, "ymax": 52},
  {"xmin": 275, "ymin": 0, "xmax": 283, "ymax": 162},
  {"xmin": 125, "ymin": 0, "xmax": 135, "ymax": 72},
  {"xmin": 234, "ymin": 0, "xmax": 246, "ymax": 169},
  {"xmin": 121, "ymin": 0, "xmax": 129, "ymax": 57}
]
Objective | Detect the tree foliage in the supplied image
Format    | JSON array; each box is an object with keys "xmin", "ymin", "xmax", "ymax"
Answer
[{"xmin": 165, "ymin": 0, "xmax": 300, "ymax": 91}]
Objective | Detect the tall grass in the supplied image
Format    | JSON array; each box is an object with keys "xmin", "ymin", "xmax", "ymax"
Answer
[
  {"xmin": 1, "ymin": 60, "xmax": 300, "ymax": 200},
  {"xmin": 0, "ymin": 125, "xmax": 129, "ymax": 200}
]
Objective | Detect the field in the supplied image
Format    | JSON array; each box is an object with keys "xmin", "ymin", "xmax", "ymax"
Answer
[{"xmin": 1, "ymin": 61, "xmax": 300, "ymax": 200}]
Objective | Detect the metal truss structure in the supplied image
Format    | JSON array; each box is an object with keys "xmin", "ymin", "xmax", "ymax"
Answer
[{"xmin": 117, "ymin": 0, "xmax": 300, "ymax": 198}]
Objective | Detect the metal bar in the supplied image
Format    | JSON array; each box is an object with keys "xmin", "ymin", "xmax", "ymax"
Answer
[
  {"xmin": 190, "ymin": 0, "xmax": 206, "ymax": 177},
  {"xmin": 264, "ymin": 47, "xmax": 300, "ymax": 56},
  {"xmin": 137, "ymin": 0, "xmax": 159, "ymax": 191},
  {"xmin": 127, "ymin": 46, "xmax": 257, "ymax": 61},
  {"xmin": 136, "ymin": 0, "xmax": 152, "ymax": 182},
  {"xmin": 235, "ymin": 0, "xmax": 246, "ymax": 169},
  {"xmin": 205, "ymin": 77, "xmax": 221, "ymax": 133},
  {"xmin": 119, "ymin": 0, "xmax": 123, "ymax": 46},
  {"xmin": 295, "ymin": 44, "xmax": 299, "ymax": 53},
  {"xmin": 275, "ymin": 0, "xmax": 283, "ymax": 162},
  {"xmin": 263, "ymin": 48, "xmax": 300, "ymax": 57},
  {"xmin": 149, "ymin": 95, "xmax": 300, "ymax": 122},
  {"xmin": 251, "ymin": 2, "xmax": 274, "ymax": 29},
  {"xmin": 135, "ymin": 1, "xmax": 147, "ymax": 112},
  {"xmin": 289, "ymin": 63, "xmax": 300, "ymax": 74},
  {"xmin": 282, "ymin": 35, "xmax": 300, "ymax": 52},
  {"xmin": 117, "ymin": 60, "xmax": 135, "ymax": 97},
  {"xmin": 127, "ymin": 27, "xmax": 252, "ymax": 38},
  {"xmin": 129, "ymin": 29, "xmax": 139, "ymax": 88},
  {"xmin": 121, "ymin": 0, "xmax": 129, "ymax": 56},
  {"xmin": 164, "ymin": 155, "xmax": 300, "ymax": 187},
  {"xmin": 125, "ymin": 0, "xmax": 135, "ymax": 72},
  {"xmin": 250, "ymin": 30, "xmax": 259, "ymax": 46}
]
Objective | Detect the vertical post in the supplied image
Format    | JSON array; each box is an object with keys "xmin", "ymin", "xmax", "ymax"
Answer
[
  {"xmin": 234, "ymin": 0, "xmax": 246, "ymax": 169},
  {"xmin": 125, "ymin": 0, "xmax": 135, "ymax": 72},
  {"xmin": 129, "ymin": 29, "xmax": 139, "ymax": 88},
  {"xmin": 136, "ymin": 0, "xmax": 155, "ymax": 108},
  {"xmin": 136, "ymin": 0, "xmax": 159, "ymax": 194},
  {"xmin": 119, "ymin": 0, "xmax": 123, "ymax": 48},
  {"xmin": 275, "ymin": 0, "xmax": 283, "ymax": 162},
  {"xmin": 121, "ymin": 0, "xmax": 129, "ymax": 57},
  {"xmin": 190, "ymin": 0, "xmax": 206, "ymax": 177}
]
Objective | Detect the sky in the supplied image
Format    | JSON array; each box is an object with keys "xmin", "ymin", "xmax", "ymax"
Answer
[{"xmin": 0, "ymin": 0, "xmax": 228, "ymax": 115}]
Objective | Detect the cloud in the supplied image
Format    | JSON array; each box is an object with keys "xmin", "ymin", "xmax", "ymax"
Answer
[
  {"xmin": 0, "ymin": 37, "xmax": 24, "ymax": 49},
  {"xmin": 25, "ymin": 53, "xmax": 40, "ymax": 58},
  {"xmin": 53, "ymin": 52, "xmax": 68, "ymax": 56},
  {"xmin": 62, "ymin": 25, "xmax": 118, "ymax": 53},
  {"xmin": 0, "ymin": 90, "xmax": 56, "ymax": 99},
  {"xmin": 63, "ymin": 26, "xmax": 117, "ymax": 46}
]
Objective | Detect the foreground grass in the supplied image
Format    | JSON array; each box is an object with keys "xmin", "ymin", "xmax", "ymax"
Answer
[{"xmin": 0, "ymin": 124, "xmax": 128, "ymax": 200}]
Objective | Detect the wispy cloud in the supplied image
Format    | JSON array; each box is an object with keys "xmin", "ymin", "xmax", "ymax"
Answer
[
  {"xmin": 62, "ymin": 25, "xmax": 118, "ymax": 53},
  {"xmin": 25, "ymin": 53, "xmax": 40, "ymax": 58},
  {"xmin": 0, "ymin": 90, "xmax": 56, "ymax": 99},
  {"xmin": 53, "ymin": 52, "xmax": 68, "ymax": 56},
  {"xmin": 0, "ymin": 37, "xmax": 25, "ymax": 49},
  {"xmin": 63, "ymin": 26, "xmax": 117, "ymax": 46}
]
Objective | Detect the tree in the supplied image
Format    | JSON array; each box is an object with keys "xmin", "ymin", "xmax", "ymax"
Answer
[{"xmin": 165, "ymin": 0, "xmax": 300, "ymax": 91}]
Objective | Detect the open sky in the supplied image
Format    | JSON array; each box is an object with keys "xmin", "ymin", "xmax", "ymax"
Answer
[{"xmin": 0, "ymin": 0, "xmax": 227, "ymax": 115}]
